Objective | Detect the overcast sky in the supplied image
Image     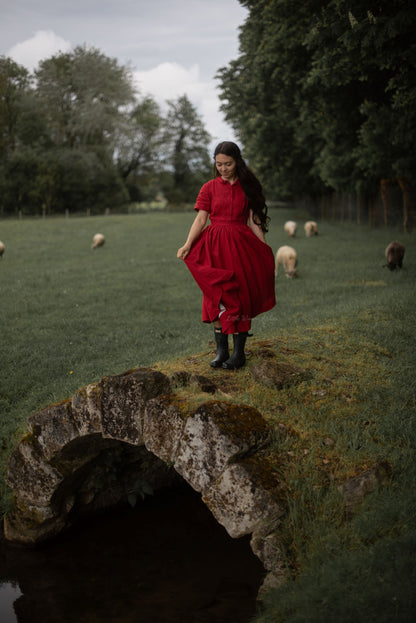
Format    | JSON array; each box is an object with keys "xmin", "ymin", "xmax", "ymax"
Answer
[{"xmin": 0, "ymin": 0, "xmax": 248, "ymax": 149}]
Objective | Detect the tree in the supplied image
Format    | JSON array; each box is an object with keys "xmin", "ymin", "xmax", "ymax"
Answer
[
  {"xmin": 218, "ymin": 0, "xmax": 416, "ymax": 226},
  {"xmin": 31, "ymin": 46, "xmax": 136, "ymax": 213},
  {"xmin": 162, "ymin": 95, "xmax": 211, "ymax": 205},
  {"xmin": 115, "ymin": 96, "xmax": 164, "ymax": 201},
  {"xmin": 48, "ymin": 148, "xmax": 128, "ymax": 213},
  {"xmin": 2, "ymin": 148, "xmax": 42, "ymax": 215},
  {"xmin": 217, "ymin": 0, "xmax": 322, "ymax": 199},
  {"xmin": 0, "ymin": 57, "xmax": 31, "ymax": 158},
  {"xmin": 308, "ymin": 0, "xmax": 416, "ymax": 226},
  {"xmin": 35, "ymin": 45, "xmax": 135, "ymax": 149}
]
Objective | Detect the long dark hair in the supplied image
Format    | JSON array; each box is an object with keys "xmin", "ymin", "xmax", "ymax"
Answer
[{"xmin": 213, "ymin": 141, "xmax": 269, "ymax": 233}]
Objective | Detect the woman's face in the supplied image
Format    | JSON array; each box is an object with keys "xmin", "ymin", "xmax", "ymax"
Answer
[{"xmin": 215, "ymin": 153, "xmax": 237, "ymax": 181}]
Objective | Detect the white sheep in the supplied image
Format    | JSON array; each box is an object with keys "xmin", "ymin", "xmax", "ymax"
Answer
[
  {"xmin": 304, "ymin": 220, "xmax": 318, "ymax": 237},
  {"xmin": 384, "ymin": 241, "xmax": 405, "ymax": 270},
  {"xmin": 275, "ymin": 245, "xmax": 298, "ymax": 278},
  {"xmin": 284, "ymin": 220, "xmax": 297, "ymax": 237},
  {"xmin": 91, "ymin": 233, "xmax": 105, "ymax": 249},
  {"xmin": 0, "ymin": 241, "xmax": 4, "ymax": 258}
]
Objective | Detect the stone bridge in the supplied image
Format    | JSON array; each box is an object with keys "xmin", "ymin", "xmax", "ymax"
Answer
[{"xmin": 4, "ymin": 367, "xmax": 287, "ymax": 593}]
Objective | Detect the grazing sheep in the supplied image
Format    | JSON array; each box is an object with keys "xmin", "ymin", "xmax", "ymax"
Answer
[
  {"xmin": 91, "ymin": 233, "xmax": 105, "ymax": 249},
  {"xmin": 385, "ymin": 241, "xmax": 405, "ymax": 270},
  {"xmin": 304, "ymin": 220, "xmax": 318, "ymax": 237},
  {"xmin": 284, "ymin": 220, "xmax": 297, "ymax": 237},
  {"xmin": 275, "ymin": 245, "xmax": 298, "ymax": 278},
  {"xmin": 0, "ymin": 241, "xmax": 4, "ymax": 258}
]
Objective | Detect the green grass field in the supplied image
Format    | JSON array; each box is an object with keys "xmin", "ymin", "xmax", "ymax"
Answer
[{"xmin": 1, "ymin": 208, "xmax": 415, "ymax": 621}]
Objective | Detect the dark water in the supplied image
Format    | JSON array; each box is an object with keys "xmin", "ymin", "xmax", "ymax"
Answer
[{"xmin": 0, "ymin": 484, "xmax": 265, "ymax": 622}]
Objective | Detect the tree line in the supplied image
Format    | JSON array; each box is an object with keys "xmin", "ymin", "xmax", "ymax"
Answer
[
  {"xmin": 217, "ymin": 0, "xmax": 416, "ymax": 230},
  {"xmin": 2, "ymin": 2, "xmax": 415, "ymax": 227},
  {"xmin": 0, "ymin": 46, "xmax": 211, "ymax": 216}
]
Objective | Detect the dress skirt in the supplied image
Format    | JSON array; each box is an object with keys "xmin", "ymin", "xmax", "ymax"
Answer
[{"xmin": 185, "ymin": 217, "xmax": 276, "ymax": 334}]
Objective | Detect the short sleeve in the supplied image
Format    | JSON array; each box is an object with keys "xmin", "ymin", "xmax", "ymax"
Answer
[{"xmin": 194, "ymin": 181, "xmax": 212, "ymax": 213}]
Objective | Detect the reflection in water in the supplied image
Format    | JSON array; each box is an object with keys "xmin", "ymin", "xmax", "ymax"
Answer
[
  {"xmin": 0, "ymin": 582, "xmax": 22, "ymax": 623},
  {"xmin": 0, "ymin": 484, "xmax": 264, "ymax": 622}
]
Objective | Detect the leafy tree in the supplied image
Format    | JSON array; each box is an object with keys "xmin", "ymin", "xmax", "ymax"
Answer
[
  {"xmin": 35, "ymin": 45, "xmax": 135, "ymax": 149},
  {"xmin": 31, "ymin": 46, "xmax": 135, "ymax": 213},
  {"xmin": 0, "ymin": 57, "xmax": 30, "ymax": 158},
  {"xmin": 0, "ymin": 50, "xmax": 216, "ymax": 215},
  {"xmin": 2, "ymin": 148, "xmax": 44, "ymax": 215},
  {"xmin": 218, "ymin": 0, "xmax": 416, "ymax": 225},
  {"xmin": 36, "ymin": 147, "xmax": 127, "ymax": 214},
  {"xmin": 302, "ymin": 1, "xmax": 415, "ymax": 184},
  {"xmin": 115, "ymin": 95, "xmax": 164, "ymax": 201},
  {"xmin": 311, "ymin": 0, "xmax": 416, "ymax": 226},
  {"xmin": 162, "ymin": 94, "xmax": 211, "ymax": 205},
  {"xmin": 217, "ymin": 0, "xmax": 321, "ymax": 199},
  {"xmin": 0, "ymin": 57, "xmax": 32, "ymax": 213}
]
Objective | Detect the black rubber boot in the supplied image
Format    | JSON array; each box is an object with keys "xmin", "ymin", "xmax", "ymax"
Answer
[
  {"xmin": 222, "ymin": 332, "xmax": 248, "ymax": 369},
  {"xmin": 210, "ymin": 328, "xmax": 230, "ymax": 368}
]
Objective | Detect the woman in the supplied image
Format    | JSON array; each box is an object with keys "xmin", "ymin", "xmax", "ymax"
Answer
[{"xmin": 177, "ymin": 141, "xmax": 276, "ymax": 369}]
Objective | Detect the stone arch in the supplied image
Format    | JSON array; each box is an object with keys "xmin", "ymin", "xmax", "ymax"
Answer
[{"xmin": 4, "ymin": 368, "xmax": 286, "ymax": 591}]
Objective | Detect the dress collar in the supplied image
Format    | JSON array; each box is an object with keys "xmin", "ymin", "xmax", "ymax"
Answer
[{"xmin": 216, "ymin": 175, "xmax": 239, "ymax": 186}]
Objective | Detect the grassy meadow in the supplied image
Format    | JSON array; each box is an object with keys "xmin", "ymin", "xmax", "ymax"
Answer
[{"xmin": 1, "ymin": 207, "xmax": 415, "ymax": 621}]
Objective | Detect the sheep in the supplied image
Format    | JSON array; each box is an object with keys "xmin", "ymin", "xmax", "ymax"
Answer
[
  {"xmin": 91, "ymin": 233, "xmax": 105, "ymax": 249},
  {"xmin": 0, "ymin": 241, "xmax": 4, "ymax": 258},
  {"xmin": 275, "ymin": 245, "xmax": 298, "ymax": 278},
  {"xmin": 284, "ymin": 220, "xmax": 297, "ymax": 237},
  {"xmin": 304, "ymin": 220, "xmax": 318, "ymax": 237},
  {"xmin": 384, "ymin": 241, "xmax": 405, "ymax": 270}
]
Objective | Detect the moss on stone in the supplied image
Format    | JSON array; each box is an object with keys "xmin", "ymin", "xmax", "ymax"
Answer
[
  {"xmin": 195, "ymin": 400, "xmax": 270, "ymax": 444},
  {"xmin": 16, "ymin": 432, "xmax": 37, "ymax": 447},
  {"xmin": 237, "ymin": 453, "xmax": 287, "ymax": 505},
  {"xmin": 155, "ymin": 393, "xmax": 190, "ymax": 418}
]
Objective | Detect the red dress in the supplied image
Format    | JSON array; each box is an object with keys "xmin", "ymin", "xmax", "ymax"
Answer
[{"xmin": 184, "ymin": 175, "xmax": 276, "ymax": 334}]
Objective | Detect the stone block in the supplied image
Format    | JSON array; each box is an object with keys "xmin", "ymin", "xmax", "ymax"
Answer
[
  {"xmin": 143, "ymin": 395, "xmax": 186, "ymax": 463},
  {"xmin": 6, "ymin": 438, "xmax": 64, "ymax": 506},
  {"xmin": 4, "ymin": 504, "xmax": 68, "ymax": 544},
  {"xmin": 71, "ymin": 382, "xmax": 103, "ymax": 435},
  {"xmin": 203, "ymin": 458, "xmax": 284, "ymax": 538},
  {"xmin": 28, "ymin": 401, "xmax": 80, "ymax": 462},
  {"xmin": 100, "ymin": 368, "xmax": 170, "ymax": 444},
  {"xmin": 174, "ymin": 401, "xmax": 270, "ymax": 493}
]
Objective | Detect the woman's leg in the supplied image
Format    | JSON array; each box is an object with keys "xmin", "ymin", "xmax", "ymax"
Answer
[
  {"xmin": 221, "ymin": 332, "xmax": 249, "ymax": 369},
  {"xmin": 210, "ymin": 322, "xmax": 230, "ymax": 368}
]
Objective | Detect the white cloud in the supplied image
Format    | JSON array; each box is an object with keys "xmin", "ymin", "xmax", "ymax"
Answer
[
  {"xmin": 134, "ymin": 62, "xmax": 200, "ymax": 103},
  {"xmin": 133, "ymin": 62, "xmax": 237, "ymax": 148},
  {"xmin": 8, "ymin": 29, "xmax": 71, "ymax": 72}
]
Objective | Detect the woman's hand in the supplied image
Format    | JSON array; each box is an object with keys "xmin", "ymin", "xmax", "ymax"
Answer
[
  {"xmin": 248, "ymin": 209, "xmax": 266, "ymax": 243},
  {"xmin": 176, "ymin": 209, "xmax": 209, "ymax": 260},
  {"xmin": 177, "ymin": 244, "xmax": 191, "ymax": 260}
]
